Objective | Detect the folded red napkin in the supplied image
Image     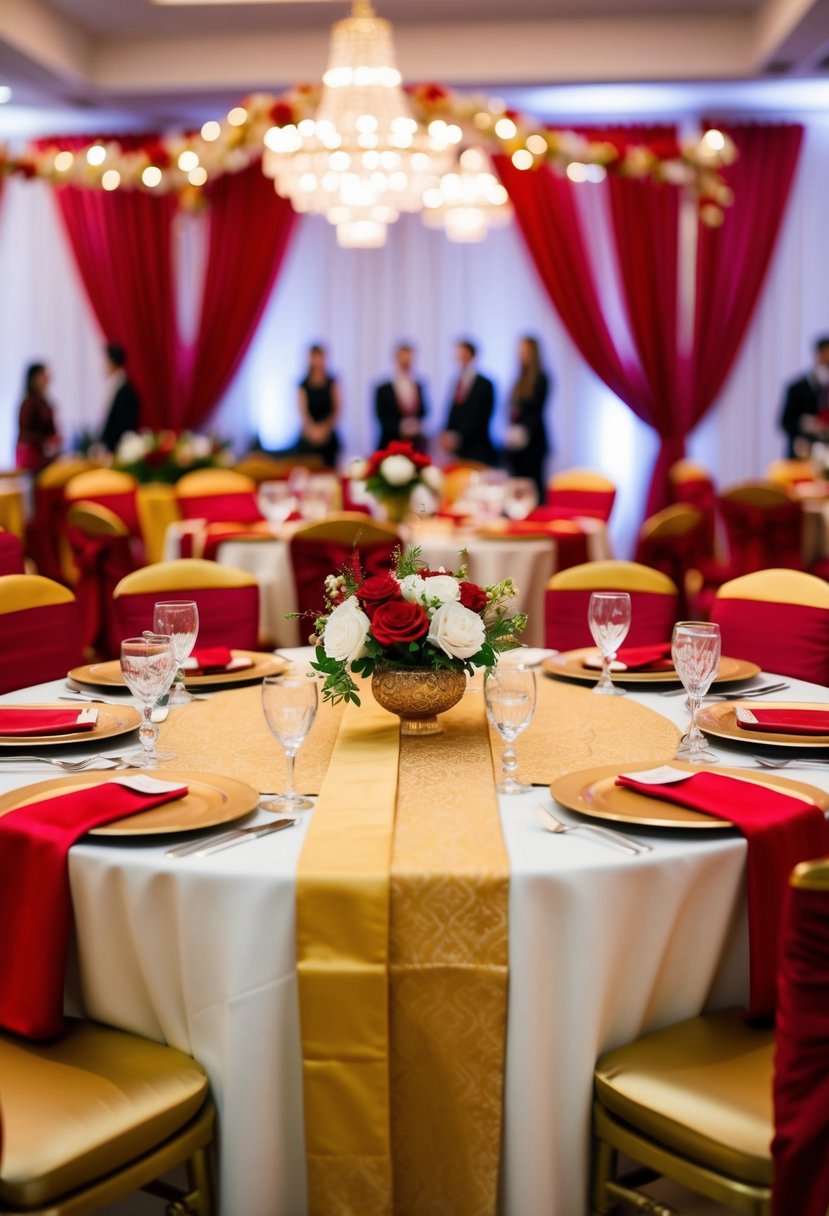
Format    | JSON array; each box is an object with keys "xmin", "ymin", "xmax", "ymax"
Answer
[
  {"xmin": 736, "ymin": 707, "xmax": 829, "ymax": 737},
  {"xmin": 185, "ymin": 646, "xmax": 234, "ymax": 673},
  {"xmin": 0, "ymin": 708, "xmax": 97, "ymax": 737},
  {"xmin": 616, "ymin": 769, "xmax": 829, "ymax": 1018},
  {"xmin": 0, "ymin": 776, "xmax": 188, "ymax": 1039},
  {"xmin": 584, "ymin": 643, "xmax": 674, "ymax": 672}
]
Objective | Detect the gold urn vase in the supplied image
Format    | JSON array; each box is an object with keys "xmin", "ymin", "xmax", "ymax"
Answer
[{"xmin": 371, "ymin": 664, "xmax": 466, "ymax": 736}]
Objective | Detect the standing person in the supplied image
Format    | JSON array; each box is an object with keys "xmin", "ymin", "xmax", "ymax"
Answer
[
  {"xmin": 780, "ymin": 335, "xmax": 829, "ymax": 457},
  {"xmin": 296, "ymin": 343, "xmax": 341, "ymax": 468},
  {"xmin": 374, "ymin": 342, "xmax": 428, "ymax": 451},
  {"xmin": 100, "ymin": 343, "xmax": 141, "ymax": 453},
  {"xmin": 505, "ymin": 335, "xmax": 551, "ymax": 503},
  {"xmin": 16, "ymin": 362, "xmax": 60, "ymax": 472},
  {"xmin": 440, "ymin": 338, "xmax": 496, "ymax": 466}
]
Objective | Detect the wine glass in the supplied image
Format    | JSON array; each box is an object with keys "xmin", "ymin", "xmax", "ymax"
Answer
[
  {"xmin": 258, "ymin": 481, "xmax": 296, "ymax": 532},
  {"xmin": 153, "ymin": 601, "xmax": 199, "ymax": 704},
  {"xmin": 672, "ymin": 621, "xmax": 721, "ymax": 764},
  {"xmin": 588, "ymin": 592, "xmax": 631, "ymax": 695},
  {"xmin": 261, "ymin": 674, "xmax": 319, "ymax": 811},
  {"xmin": 120, "ymin": 635, "xmax": 177, "ymax": 768},
  {"xmin": 484, "ymin": 665, "xmax": 537, "ymax": 794},
  {"xmin": 503, "ymin": 478, "xmax": 539, "ymax": 521}
]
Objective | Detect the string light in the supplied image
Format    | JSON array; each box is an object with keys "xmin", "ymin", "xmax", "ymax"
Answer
[
  {"xmin": 142, "ymin": 166, "xmax": 162, "ymax": 188},
  {"xmin": 101, "ymin": 169, "xmax": 121, "ymax": 191},
  {"xmin": 86, "ymin": 145, "xmax": 106, "ymax": 166}
]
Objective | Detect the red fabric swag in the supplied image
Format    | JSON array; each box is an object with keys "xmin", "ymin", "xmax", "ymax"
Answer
[
  {"xmin": 544, "ymin": 587, "xmax": 678, "ymax": 653},
  {"xmin": 0, "ymin": 601, "xmax": 84, "ymax": 693},
  {"xmin": 710, "ymin": 598, "xmax": 829, "ymax": 686},
  {"xmin": 113, "ymin": 585, "xmax": 259, "ymax": 651}
]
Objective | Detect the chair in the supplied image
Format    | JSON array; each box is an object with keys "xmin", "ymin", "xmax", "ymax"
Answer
[
  {"xmin": 113, "ymin": 559, "xmax": 260, "ymax": 650},
  {"xmin": 64, "ymin": 468, "xmax": 141, "ymax": 535},
  {"xmin": 546, "ymin": 468, "xmax": 617, "ymax": 522},
  {"xmin": 591, "ymin": 858, "xmax": 829, "ymax": 1216},
  {"xmin": 719, "ymin": 482, "xmax": 803, "ymax": 576},
  {"xmin": 65, "ymin": 502, "xmax": 138, "ymax": 659},
  {"xmin": 24, "ymin": 457, "xmax": 98, "ymax": 582},
  {"xmin": 669, "ymin": 459, "xmax": 718, "ymax": 554},
  {"xmin": 635, "ymin": 503, "xmax": 707, "ymax": 613},
  {"xmin": 289, "ymin": 514, "xmax": 401, "ymax": 620},
  {"xmin": 175, "ymin": 469, "xmax": 263, "ymax": 525},
  {"xmin": 544, "ymin": 560, "xmax": 678, "ymax": 652},
  {"xmin": 0, "ymin": 530, "xmax": 25, "ymax": 576},
  {"xmin": 710, "ymin": 569, "xmax": 829, "ymax": 686},
  {"xmin": 0, "ymin": 575, "xmax": 83, "ymax": 693},
  {"xmin": 235, "ymin": 454, "xmax": 323, "ymax": 483},
  {"xmin": 0, "ymin": 1016, "xmax": 214, "ymax": 1215}
]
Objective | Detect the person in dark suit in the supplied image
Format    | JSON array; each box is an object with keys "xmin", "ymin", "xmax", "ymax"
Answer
[
  {"xmin": 505, "ymin": 335, "xmax": 551, "ymax": 503},
  {"xmin": 440, "ymin": 339, "xmax": 496, "ymax": 466},
  {"xmin": 374, "ymin": 343, "xmax": 428, "ymax": 451},
  {"xmin": 100, "ymin": 343, "xmax": 140, "ymax": 452},
  {"xmin": 780, "ymin": 335, "xmax": 829, "ymax": 457}
]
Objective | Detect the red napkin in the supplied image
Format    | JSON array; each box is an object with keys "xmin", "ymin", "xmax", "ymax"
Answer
[
  {"xmin": 0, "ymin": 708, "xmax": 97, "ymax": 737},
  {"xmin": 736, "ymin": 707, "xmax": 829, "ymax": 737},
  {"xmin": 616, "ymin": 770, "xmax": 829, "ymax": 1019},
  {"xmin": 186, "ymin": 646, "xmax": 234, "ymax": 673},
  {"xmin": 0, "ymin": 778, "xmax": 187, "ymax": 1039},
  {"xmin": 584, "ymin": 643, "xmax": 674, "ymax": 672}
]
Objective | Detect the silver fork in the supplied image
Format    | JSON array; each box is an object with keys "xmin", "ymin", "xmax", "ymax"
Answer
[
  {"xmin": 0, "ymin": 754, "xmax": 126, "ymax": 772},
  {"xmin": 536, "ymin": 802, "xmax": 651, "ymax": 855},
  {"xmin": 749, "ymin": 754, "xmax": 829, "ymax": 770}
]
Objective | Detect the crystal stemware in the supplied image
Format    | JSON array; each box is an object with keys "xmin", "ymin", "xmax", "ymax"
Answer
[
  {"xmin": 672, "ymin": 621, "xmax": 721, "ymax": 764},
  {"xmin": 484, "ymin": 664, "xmax": 537, "ymax": 794},
  {"xmin": 588, "ymin": 591, "xmax": 631, "ymax": 695},
  {"xmin": 503, "ymin": 478, "xmax": 539, "ymax": 521},
  {"xmin": 258, "ymin": 480, "xmax": 296, "ymax": 532},
  {"xmin": 153, "ymin": 600, "xmax": 199, "ymax": 704},
  {"xmin": 120, "ymin": 635, "xmax": 177, "ymax": 768},
  {"xmin": 261, "ymin": 674, "xmax": 319, "ymax": 811}
]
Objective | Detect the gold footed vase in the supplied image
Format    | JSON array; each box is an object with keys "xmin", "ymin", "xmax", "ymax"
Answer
[{"xmin": 371, "ymin": 665, "xmax": 466, "ymax": 736}]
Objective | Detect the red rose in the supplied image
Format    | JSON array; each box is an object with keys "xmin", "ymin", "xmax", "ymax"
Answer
[
  {"xmin": 371, "ymin": 600, "xmax": 429, "ymax": 647},
  {"xmin": 459, "ymin": 581, "xmax": 487, "ymax": 613},
  {"xmin": 357, "ymin": 573, "xmax": 402, "ymax": 615},
  {"xmin": 269, "ymin": 101, "xmax": 295, "ymax": 126}
]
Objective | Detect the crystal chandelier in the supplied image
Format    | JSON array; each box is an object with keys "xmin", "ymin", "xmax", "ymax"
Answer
[
  {"xmin": 262, "ymin": 1, "xmax": 455, "ymax": 248},
  {"xmin": 421, "ymin": 147, "xmax": 513, "ymax": 243}
]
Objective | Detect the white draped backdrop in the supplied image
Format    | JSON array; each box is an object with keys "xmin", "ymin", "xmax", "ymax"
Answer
[{"xmin": 2, "ymin": 115, "xmax": 828, "ymax": 556}]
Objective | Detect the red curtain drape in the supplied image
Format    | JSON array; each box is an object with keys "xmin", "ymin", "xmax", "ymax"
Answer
[{"xmin": 179, "ymin": 160, "xmax": 297, "ymax": 431}]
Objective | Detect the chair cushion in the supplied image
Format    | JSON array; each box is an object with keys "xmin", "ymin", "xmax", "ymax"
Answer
[
  {"xmin": 0, "ymin": 1018, "xmax": 208, "ymax": 1208},
  {"xmin": 595, "ymin": 1009, "xmax": 774, "ymax": 1187}
]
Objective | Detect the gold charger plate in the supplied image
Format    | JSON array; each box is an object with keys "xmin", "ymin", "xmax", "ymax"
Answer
[
  {"xmin": 68, "ymin": 650, "xmax": 287, "ymax": 690},
  {"xmin": 0, "ymin": 770, "xmax": 259, "ymax": 836},
  {"xmin": 549, "ymin": 760, "xmax": 829, "ymax": 830},
  {"xmin": 0, "ymin": 702, "xmax": 141, "ymax": 748},
  {"xmin": 697, "ymin": 701, "xmax": 829, "ymax": 749},
  {"xmin": 541, "ymin": 649, "xmax": 760, "ymax": 686}
]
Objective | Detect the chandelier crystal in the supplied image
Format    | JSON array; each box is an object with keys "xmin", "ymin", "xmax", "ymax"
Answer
[{"xmin": 421, "ymin": 147, "xmax": 513, "ymax": 243}]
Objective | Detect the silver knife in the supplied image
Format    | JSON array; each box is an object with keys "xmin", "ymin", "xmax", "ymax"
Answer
[{"xmin": 166, "ymin": 818, "xmax": 295, "ymax": 858}]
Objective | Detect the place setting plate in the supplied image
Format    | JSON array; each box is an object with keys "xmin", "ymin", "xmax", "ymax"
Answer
[
  {"xmin": 697, "ymin": 701, "xmax": 829, "ymax": 749},
  {"xmin": 0, "ymin": 703, "xmax": 142, "ymax": 748},
  {"xmin": 549, "ymin": 760, "xmax": 829, "ymax": 830},
  {"xmin": 0, "ymin": 770, "xmax": 259, "ymax": 836},
  {"xmin": 68, "ymin": 650, "xmax": 287, "ymax": 691},
  {"xmin": 541, "ymin": 649, "xmax": 759, "ymax": 687}
]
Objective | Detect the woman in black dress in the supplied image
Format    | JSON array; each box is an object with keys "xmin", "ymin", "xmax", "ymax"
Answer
[
  {"xmin": 505, "ymin": 335, "xmax": 551, "ymax": 503},
  {"xmin": 16, "ymin": 362, "xmax": 59, "ymax": 472},
  {"xmin": 296, "ymin": 344, "xmax": 341, "ymax": 467}
]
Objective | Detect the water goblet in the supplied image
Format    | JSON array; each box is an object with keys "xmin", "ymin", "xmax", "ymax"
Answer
[
  {"xmin": 672, "ymin": 621, "xmax": 721, "ymax": 764},
  {"xmin": 588, "ymin": 592, "xmax": 631, "ymax": 695},
  {"xmin": 258, "ymin": 481, "xmax": 296, "ymax": 532},
  {"xmin": 503, "ymin": 478, "xmax": 539, "ymax": 521},
  {"xmin": 261, "ymin": 674, "xmax": 319, "ymax": 811},
  {"xmin": 153, "ymin": 600, "xmax": 199, "ymax": 705},
  {"xmin": 484, "ymin": 665, "xmax": 537, "ymax": 794},
  {"xmin": 120, "ymin": 635, "xmax": 177, "ymax": 768}
]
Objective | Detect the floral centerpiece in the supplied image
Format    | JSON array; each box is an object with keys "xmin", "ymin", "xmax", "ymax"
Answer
[
  {"xmin": 310, "ymin": 546, "xmax": 526, "ymax": 733},
  {"xmin": 113, "ymin": 429, "xmax": 234, "ymax": 483},
  {"xmin": 349, "ymin": 441, "xmax": 443, "ymax": 522}
]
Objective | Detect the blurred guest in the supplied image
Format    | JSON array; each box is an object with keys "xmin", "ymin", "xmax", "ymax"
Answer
[
  {"xmin": 16, "ymin": 362, "xmax": 60, "ymax": 472},
  {"xmin": 440, "ymin": 339, "xmax": 496, "ymax": 465},
  {"xmin": 505, "ymin": 335, "xmax": 551, "ymax": 502},
  {"xmin": 780, "ymin": 335, "xmax": 829, "ymax": 457},
  {"xmin": 296, "ymin": 343, "xmax": 341, "ymax": 467},
  {"xmin": 100, "ymin": 343, "xmax": 140, "ymax": 452},
  {"xmin": 374, "ymin": 342, "xmax": 428, "ymax": 451}
]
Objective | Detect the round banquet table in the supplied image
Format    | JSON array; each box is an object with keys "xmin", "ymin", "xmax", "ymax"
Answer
[{"xmin": 1, "ymin": 667, "xmax": 825, "ymax": 1215}]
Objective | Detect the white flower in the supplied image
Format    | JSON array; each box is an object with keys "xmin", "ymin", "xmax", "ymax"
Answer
[
  {"xmin": 427, "ymin": 601, "xmax": 486, "ymax": 660},
  {"xmin": 115, "ymin": 431, "xmax": 147, "ymax": 463},
  {"xmin": 190, "ymin": 433, "xmax": 212, "ymax": 458},
  {"xmin": 322, "ymin": 595, "xmax": 370, "ymax": 664},
  {"xmin": 380, "ymin": 454, "xmax": 416, "ymax": 486},
  {"xmin": 421, "ymin": 574, "xmax": 461, "ymax": 605},
  {"xmin": 421, "ymin": 465, "xmax": 443, "ymax": 493},
  {"xmin": 398, "ymin": 574, "xmax": 427, "ymax": 603}
]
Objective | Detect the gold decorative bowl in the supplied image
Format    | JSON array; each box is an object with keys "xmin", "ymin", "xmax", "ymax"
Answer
[{"xmin": 371, "ymin": 664, "xmax": 466, "ymax": 736}]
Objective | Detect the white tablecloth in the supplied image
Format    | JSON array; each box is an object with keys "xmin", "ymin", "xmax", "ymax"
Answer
[{"xmin": 3, "ymin": 671, "xmax": 819, "ymax": 1215}]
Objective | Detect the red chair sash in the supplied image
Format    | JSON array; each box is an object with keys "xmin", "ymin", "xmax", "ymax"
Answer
[
  {"xmin": 0, "ymin": 601, "xmax": 84, "ymax": 693},
  {"xmin": 66, "ymin": 528, "xmax": 138, "ymax": 659},
  {"xmin": 672, "ymin": 476, "xmax": 717, "ymax": 552},
  {"xmin": 772, "ymin": 881, "xmax": 829, "ymax": 1216},
  {"xmin": 289, "ymin": 536, "xmax": 398, "ymax": 621},
  {"xmin": 720, "ymin": 499, "xmax": 803, "ymax": 576},
  {"xmin": 0, "ymin": 532, "xmax": 25, "ymax": 576},
  {"xmin": 72, "ymin": 490, "xmax": 140, "ymax": 535},
  {"xmin": 177, "ymin": 492, "xmax": 264, "ymax": 524},
  {"xmin": 710, "ymin": 599, "xmax": 829, "ymax": 686},
  {"xmin": 544, "ymin": 588, "xmax": 678, "ymax": 652},
  {"xmin": 25, "ymin": 484, "xmax": 68, "ymax": 582},
  {"xmin": 114, "ymin": 585, "xmax": 260, "ymax": 650},
  {"xmin": 547, "ymin": 488, "xmax": 616, "ymax": 521}
]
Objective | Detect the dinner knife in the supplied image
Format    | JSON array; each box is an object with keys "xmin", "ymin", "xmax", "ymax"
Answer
[{"xmin": 166, "ymin": 818, "xmax": 295, "ymax": 858}]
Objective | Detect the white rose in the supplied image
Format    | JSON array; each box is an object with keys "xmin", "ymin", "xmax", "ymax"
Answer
[
  {"xmin": 421, "ymin": 465, "xmax": 443, "ymax": 493},
  {"xmin": 322, "ymin": 595, "xmax": 370, "ymax": 664},
  {"xmin": 398, "ymin": 574, "xmax": 427, "ymax": 603},
  {"xmin": 380, "ymin": 454, "xmax": 416, "ymax": 486},
  {"xmin": 421, "ymin": 574, "xmax": 461, "ymax": 605},
  {"xmin": 115, "ymin": 431, "xmax": 146, "ymax": 463},
  {"xmin": 427, "ymin": 601, "xmax": 486, "ymax": 660}
]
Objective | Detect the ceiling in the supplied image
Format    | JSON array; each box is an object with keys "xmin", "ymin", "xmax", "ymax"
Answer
[{"xmin": 0, "ymin": 0, "xmax": 827, "ymax": 133}]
